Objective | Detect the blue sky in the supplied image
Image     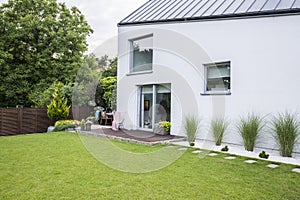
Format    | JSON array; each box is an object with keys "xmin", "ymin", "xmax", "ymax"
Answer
[{"xmin": 0, "ymin": 0, "xmax": 147, "ymax": 53}]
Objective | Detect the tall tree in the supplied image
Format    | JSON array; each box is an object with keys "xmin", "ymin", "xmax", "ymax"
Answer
[{"xmin": 0, "ymin": 0, "xmax": 93, "ymax": 107}]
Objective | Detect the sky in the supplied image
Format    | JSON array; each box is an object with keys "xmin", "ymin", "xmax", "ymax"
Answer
[{"xmin": 0, "ymin": 0, "xmax": 148, "ymax": 55}]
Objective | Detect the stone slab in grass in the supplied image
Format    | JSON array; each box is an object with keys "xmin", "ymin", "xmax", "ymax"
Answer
[
  {"xmin": 224, "ymin": 156, "xmax": 236, "ymax": 160},
  {"xmin": 267, "ymin": 164, "xmax": 279, "ymax": 169},
  {"xmin": 244, "ymin": 160, "xmax": 257, "ymax": 164},
  {"xmin": 177, "ymin": 147, "xmax": 188, "ymax": 151},
  {"xmin": 192, "ymin": 150, "xmax": 202, "ymax": 154},
  {"xmin": 208, "ymin": 153, "xmax": 218, "ymax": 157},
  {"xmin": 292, "ymin": 168, "xmax": 300, "ymax": 173}
]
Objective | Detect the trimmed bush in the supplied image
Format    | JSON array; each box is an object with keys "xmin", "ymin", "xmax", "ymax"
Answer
[
  {"xmin": 55, "ymin": 120, "xmax": 79, "ymax": 127},
  {"xmin": 159, "ymin": 121, "xmax": 171, "ymax": 132},
  {"xmin": 272, "ymin": 112, "xmax": 300, "ymax": 157},
  {"xmin": 237, "ymin": 113, "xmax": 264, "ymax": 151},
  {"xmin": 259, "ymin": 151, "xmax": 269, "ymax": 159},
  {"xmin": 184, "ymin": 115, "xmax": 200, "ymax": 146},
  {"xmin": 211, "ymin": 118, "xmax": 228, "ymax": 146},
  {"xmin": 53, "ymin": 124, "xmax": 76, "ymax": 132},
  {"xmin": 221, "ymin": 146, "xmax": 229, "ymax": 152},
  {"xmin": 47, "ymin": 82, "xmax": 70, "ymax": 121}
]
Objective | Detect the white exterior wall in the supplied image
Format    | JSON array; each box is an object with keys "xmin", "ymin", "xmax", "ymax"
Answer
[{"xmin": 117, "ymin": 15, "xmax": 300, "ymax": 151}]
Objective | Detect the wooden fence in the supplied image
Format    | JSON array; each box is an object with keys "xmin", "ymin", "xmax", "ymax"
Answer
[{"xmin": 0, "ymin": 106, "xmax": 94, "ymax": 136}]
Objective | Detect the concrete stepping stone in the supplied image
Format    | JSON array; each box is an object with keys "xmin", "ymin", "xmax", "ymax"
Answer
[
  {"xmin": 244, "ymin": 160, "xmax": 257, "ymax": 164},
  {"xmin": 224, "ymin": 156, "xmax": 236, "ymax": 160},
  {"xmin": 192, "ymin": 150, "xmax": 202, "ymax": 154},
  {"xmin": 292, "ymin": 168, "xmax": 300, "ymax": 173},
  {"xmin": 267, "ymin": 164, "xmax": 279, "ymax": 169},
  {"xmin": 177, "ymin": 147, "xmax": 188, "ymax": 151},
  {"xmin": 208, "ymin": 153, "xmax": 218, "ymax": 157}
]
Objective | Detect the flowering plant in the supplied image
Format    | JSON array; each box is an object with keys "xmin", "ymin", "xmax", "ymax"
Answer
[{"xmin": 159, "ymin": 121, "xmax": 171, "ymax": 132}]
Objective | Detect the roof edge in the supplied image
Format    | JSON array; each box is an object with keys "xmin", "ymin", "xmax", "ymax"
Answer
[{"xmin": 118, "ymin": 8, "xmax": 300, "ymax": 27}]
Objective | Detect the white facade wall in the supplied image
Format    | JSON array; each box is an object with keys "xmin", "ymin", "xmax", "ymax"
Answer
[{"xmin": 117, "ymin": 15, "xmax": 300, "ymax": 151}]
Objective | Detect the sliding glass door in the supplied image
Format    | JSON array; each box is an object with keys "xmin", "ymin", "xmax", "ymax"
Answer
[{"xmin": 139, "ymin": 84, "xmax": 171, "ymax": 130}]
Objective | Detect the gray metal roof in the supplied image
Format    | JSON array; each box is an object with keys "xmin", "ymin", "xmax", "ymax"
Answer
[{"xmin": 119, "ymin": 0, "xmax": 300, "ymax": 25}]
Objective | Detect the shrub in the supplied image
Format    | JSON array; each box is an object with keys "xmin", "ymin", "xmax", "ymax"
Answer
[
  {"xmin": 237, "ymin": 113, "xmax": 264, "ymax": 151},
  {"xmin": 211, "ymin": 118, "xmax": 228, "ymax": 146},
  {"xmin": 53, "ymin": 124, "xmax": 76, "ymax": 132},
  {"xmin": 55, "ymin": 120, "xmax": 80, "ymax": 127},
  {"xmin": 259, "ymin": 151, "xmax": 269, "ymax": 159},
  {"xmin": 221, "ymin": 146, "xmax": 229, "ymax": 152},
  {"xmin": 47, "ymin": 82, "xmax": 70, "ymax": 121},
  {"xmin": 159, "ymin": 121, "xmax": 171, "ymax": 132},
  {"xmin": 271, "ymin": 112, "xmax": 300, "ymax": 157},
  {"xmin": 184, "ymin": 115, "xmax": 200, "ymax": 146}
]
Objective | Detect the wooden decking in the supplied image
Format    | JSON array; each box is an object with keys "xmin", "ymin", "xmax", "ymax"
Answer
[{"xmin": 79, "ymin": 127, "xmax": 185, "ymax": 145}]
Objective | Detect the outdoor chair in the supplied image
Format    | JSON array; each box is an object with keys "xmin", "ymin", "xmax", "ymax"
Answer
[
  {"xmin": 111, "ymin": 111, "xmax": 124, "ymax": 131},
  {"xmin": 100, "ymin": 111, "xmax": 112, "ymax": 126}
]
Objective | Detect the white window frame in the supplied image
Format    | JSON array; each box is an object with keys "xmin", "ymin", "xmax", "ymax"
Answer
[
  {"xmin": 203, "ymin": 61, "xmax": 231, "ymax": 95},
  {"xmin": 129, "ymin": 34, "xmax": 153, "ymax": 74}
]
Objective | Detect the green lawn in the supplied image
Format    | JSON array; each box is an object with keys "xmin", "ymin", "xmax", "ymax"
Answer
[{"xmin": 0, "ymin": 132, "xmax": 300, "ymax": 199}]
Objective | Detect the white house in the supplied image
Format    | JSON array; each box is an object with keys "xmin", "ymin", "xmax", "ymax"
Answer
[{"xmin": 117, "ymin": 0, "xmax": 300, "ymax": 151}]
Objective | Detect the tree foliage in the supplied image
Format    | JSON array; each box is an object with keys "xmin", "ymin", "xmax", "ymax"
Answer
[
  {"xmin": 95, "ymin": 56, "xmax": 118, "ymax": 109},
  {"xmin": 72, "ymin": 54, "xmax": 100, "ymax": 106},
  {"xmin": 47, "ymin": 82, "xmax": 70, "ymax": 121},
  {"xmin": 99, "ymin": 76, "xmax": 117, "ymax": 110},
  {"xmin": 29, "ymin": 82, "xmax": 72, "ymax": 108},
  {"xmin": 0, "ymin": 0, "xmax": 93, "ymax": 107}
]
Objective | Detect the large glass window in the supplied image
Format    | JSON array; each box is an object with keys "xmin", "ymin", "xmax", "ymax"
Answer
[
  {"xmin": 204, "ymin": 61, "xmax": 231, "ymax": 94},
  {"xmin": 139, "ymin": 84, "xmax": 171, "ymax": 130},
  {"xmin": 131, "ymin": 36, "xmax": 153, "ymax": 73}
]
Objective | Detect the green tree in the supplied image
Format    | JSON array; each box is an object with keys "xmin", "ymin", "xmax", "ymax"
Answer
[
  {"xmin": 95, "ymin": 56, "xmax": 118, "ymax": 108},
  {"xmin": 47, "ymin": 82, "xmax": 70, "ymax": 121},
  {"xmin": 99, "ymin": 76, "xmax": 117, "ymax": 110},
  {"xmin": 72, "ymin": 54, "xmax": 100, "ymax": 106},
  {"xmin": 102, "ymin": 57, "xmax": 117, "ymax": 77},
  {"xmin": 0, "ymin": 0, "xmax": 93, "ymax": 107},
  {"xmin": 29, "ymin": 82, "xmax": 73, "ymax": 108}
]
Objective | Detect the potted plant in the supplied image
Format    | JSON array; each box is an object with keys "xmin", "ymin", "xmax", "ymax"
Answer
[
  {"xmin": 154, "ymin": 121, "xmax": 171, "ymax": 135},
  {"xmin": 159, "ymin": 121, "xmax": 171, "ymax": 134},
  {"xmin": 79, "ymin": 119, "xmax": 85, "ymax": 131}
]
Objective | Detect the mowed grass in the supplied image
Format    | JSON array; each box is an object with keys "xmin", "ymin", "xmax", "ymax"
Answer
[{"xmin": 0, "ymin": 132, "xmax": 300, "ymax": 199}]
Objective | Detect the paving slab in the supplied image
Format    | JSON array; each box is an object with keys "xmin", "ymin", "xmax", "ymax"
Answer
[
  {"xmin": 244, "ymin": 160, "xmax": 257, "ymax": 164},
  {"xmin": 178, "ymin": 147, "xmax": 188, "ymax": 151},
  {"xmin": 292, "ymin": 168, "xmax": 300, "ymax": 173},
  {"xmin": 267, "ymin": 164, "xmax": 279, "ymax": 168},
  {"xmin": 208, "ymin": 153, "xmax": 218, "ymax": 157},
  {"xmin": 224, "ymin": 156, "xmax": 236, "ymax": 160},
  {"xmin": 192, "ymin": 150, "xmax": 202, "ymax": 154}
]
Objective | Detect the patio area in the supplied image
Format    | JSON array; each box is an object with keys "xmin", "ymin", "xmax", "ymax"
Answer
[{"xmin": 78, "ymin": 125, "xmax": 185, "ymax": 145}]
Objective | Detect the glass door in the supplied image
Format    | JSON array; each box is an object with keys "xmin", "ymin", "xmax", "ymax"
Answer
[
  {"xmin": 140, "ymin": 85, "xmax": 153, "ymax": 129},
  {"xmin": 139, "ymin": 84, "xmax": 171, "ymax": 131}
]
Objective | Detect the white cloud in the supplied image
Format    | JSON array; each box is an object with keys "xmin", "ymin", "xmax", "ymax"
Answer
[
  {"xmin": 58, "ymin": 0, "xmax": 147, "ymax": 54},
  {"xmin": 0, "ymin": 0, "xmax": 147, "ymax": 55}
]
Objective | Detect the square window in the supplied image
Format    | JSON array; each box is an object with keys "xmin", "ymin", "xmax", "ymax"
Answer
[
  {"xmin": 204, "ymin": 61, "xmax": 231, "ymax": 94},
  {"xmin": 130, "ymin": 36, "xmax": 153, "ymax": 73}
]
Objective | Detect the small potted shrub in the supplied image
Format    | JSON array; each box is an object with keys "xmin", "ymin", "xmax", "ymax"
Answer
[
  {"xmin": 259, "ymin": 151, "xmax": 269, "ymax": 159},
  {"xmin": 159, "ymin": 121, "xmax": 171, "ymax": 135},
  {"xmin": 79, "ymin": 119, "xmax": 85, "ymax": 131},
  {"xmin": 221, "ymin": 145, "xmax": 229, "ymax": 152}
]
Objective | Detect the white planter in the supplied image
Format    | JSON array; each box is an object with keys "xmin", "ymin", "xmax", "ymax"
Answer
[{"xmin": 47, "ymin": 126, "xmax": 55, "ymax": 132}]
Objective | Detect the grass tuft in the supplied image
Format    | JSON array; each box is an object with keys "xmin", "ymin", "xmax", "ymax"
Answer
[
  {"xmin": 211, "ymin": 117, "xmax": 228, "ymax": 146},
  {"xmin": 272, "ymin": 112, "xmax": 300, "ymax": 157},
  {"xmin": 184, "ymin": 115, "xmax": 200, "ymax": 146},
  {"xmin": 237, "ymin": 113, "xmax": 264, "ymax": 151}
]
